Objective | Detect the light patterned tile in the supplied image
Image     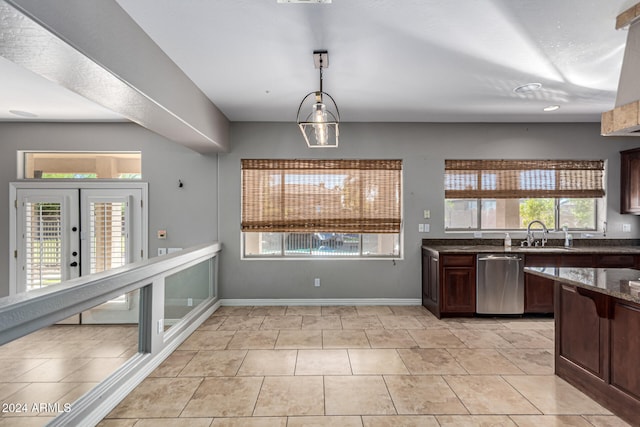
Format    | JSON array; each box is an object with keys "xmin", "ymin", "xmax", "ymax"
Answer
[
  {"xmin": 107, "ymin": 377, "xmax": 203, "ymax": 418},
  {"xmin": 302, "ymin": 315, "xmax": 342, "ymax": 330},
  {"xmin": 397, "ymin": 348, "xmax": 466, "ymax": 375},
  {"xmin": 348, "ymin": 349, "xmax": 409, "ymax": 375},
  {"xmin": 509, "ymin": 415, "xmax": 594, "ymax": 426},
  {"xmin": 378, "ymin": 316, "xmax": 424, "ymax": 330},
  {"xmin": 237, "ymin": 349, "xmax": 297, "ymax": 376},
  {"xmin": 365, "ymin": 329, "xmax": 418, "ymax": 348},
  {"xmin": 288, "ymin": 416, "xmax": 363, "ymax": 427},
  {"xmin": 226, "ymin": 331, "xmax": 278, "ymax": 350},
  {"xmin": 250, "ymin": 306, "xmax": 287, "ymax": 316},
  {"xmin": 363, "ymin": 415, "xmax": 439, "ymax": 427},
  {"xmin": 179, "ymin": 350, "xmax": 247, "ymax": 377},
  {"xmin": 149, "ymin": 351, "xmax": 198, "ymax": 378},
  {"xmin": 355, "ymin": 306, "xmax": 393, "ymax": 316},
  {"xmin": 260, "ymin": 315, "xmax": 302, "ymax": 330},
  {"xmin": 436, "ymin": 415, "xmax": 517, "ymax": 426},
  {"xmin": 448, "ymin": 349, "xmax": 524, "ymax": 375},
  {"xmin": 323, "ymin": 330, "xmax": 370, "ymax": 349},
  {"xmin": 212, "ymin": 417, "xmax": 287, "ymax": 427},
  {"xmin": 444, "ymin": 375, "xmax": 540, "ymax": 415},
  {"xmin": 275, "ymin": 330, "xmax": 323, "ymax": 349},
  {"xmin": 180, "ymin": 377, "xmax": 263, "ymax": 417},
  {"xmin": 384, "ymin": 375, "xmax": 468, "ymax": 415},
  {"xmin": 285, "ymin": 306, "xmax": 322, "ymax": 316},
  {"xmin": 503, "ymin": 375, "xmax": 611, "ymax": 415},
  {"xmin": 325, "ymin": 376, "xmax": 396, "ymax": 416},
  {"xmin": 388, "ymin": 306, "xmax": 430, "ymax": 316},
  {"xmin": 321, "ymin": 306, "xmax": 358, "ymax": 317},
  {"xmin": 496, "ymin": 330, "xmax": 554, "ymax": 349},
  {"xmin": 254, "ymin": 376, "xmax": 324, "ymax": 416},
  {"xmin": 450, "ymin": 330, "xmax": 513, "ymax": 349},
  {"xmin": 341, "ymin": 316, "xmax": 383, "ymax": 330},
  {"xmin": 218, "ymin": 316, "xmax": 265, "ymax": 331},
  {"xmin": 582, "ymin": 415, "xmax": 633, "ymax": 427},
  {"xmin": 296, "ymin": 349, "xmax": 352, "ymax": 375},
  {"xmin": 407, "ymin": 329, "xmax": 466, "ymax": 348},
  {"xmin": 178, "ymin": 330, "xmax": 235, "ymax": 350},
  {"xmin": 498, "ymin": 348, "xmax": 554, "ymax": 375},
  {"xmin": 212, "ymin": 306, "xmax": 254, "ymax": 316}
]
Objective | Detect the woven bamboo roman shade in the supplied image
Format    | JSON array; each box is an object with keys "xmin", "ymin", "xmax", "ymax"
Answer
[
  {"xmin": 444, "ymin": 159, "xmax": 605, "ymax": 199},
  {"xmin": 242, "ymin": 159, "xmax": 402, "ymax": 233}
]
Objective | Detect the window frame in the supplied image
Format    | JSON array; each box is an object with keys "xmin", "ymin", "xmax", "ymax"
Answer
[
  {"xmin": 444, "ymin": 159, "xmax": 606, "ymax": 233},
  {"xmin": 444, "ymin": 197, "xmax": 600, "ymax": 232},
  {"xmin": 240, "ymin": 159, "xmax": 404, "ymax": 260}
]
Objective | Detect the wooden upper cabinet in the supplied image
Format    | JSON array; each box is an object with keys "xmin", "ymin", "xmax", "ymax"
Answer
[{"xmin": 620, "ymin": 148, "xmax": 640, "ymax": 214}]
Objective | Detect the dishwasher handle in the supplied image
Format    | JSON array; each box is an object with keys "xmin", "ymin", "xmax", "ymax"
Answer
[{"xmin": 478, "ymin": 255, "xmax": 522, "ymax": 262}]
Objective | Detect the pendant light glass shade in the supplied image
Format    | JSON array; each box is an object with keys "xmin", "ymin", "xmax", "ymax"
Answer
[{"xmin": 296, "ymin": 51, "xmax": 340, "ymax": 148}]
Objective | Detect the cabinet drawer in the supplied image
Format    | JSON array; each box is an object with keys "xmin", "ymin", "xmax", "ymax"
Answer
[
  {"xmin": 441, "ymin": 255, "xmax": 475, "ymax": 267},
  {"xmin": 596, "ymin": 255, "xmax": 637, "ymax": 268},
  {"xmin": 525, "ymin": 254, "xmax": 559, "ymax": 267}
]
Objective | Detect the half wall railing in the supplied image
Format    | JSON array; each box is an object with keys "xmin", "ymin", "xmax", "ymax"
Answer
[{"xmin": 0, "ymin": 242, "xmax": 221, "ymax": 426}]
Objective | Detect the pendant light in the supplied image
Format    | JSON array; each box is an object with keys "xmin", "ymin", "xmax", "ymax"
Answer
[{"xmin": 296, "ymin": 50, "xmax": 340, "ymax": 148}]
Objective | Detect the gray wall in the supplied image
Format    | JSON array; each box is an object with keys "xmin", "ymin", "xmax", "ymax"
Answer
[
  {"xmin": 0, "ymin": 122, "xmax": 218, "ymax": 297},
  {"xmin": 2, "ymin": 121, "xmax": 640, "ymax": 302},
  {"xmin": 218, "ymin": 122, "xmax": 640, "ymax": 300}
]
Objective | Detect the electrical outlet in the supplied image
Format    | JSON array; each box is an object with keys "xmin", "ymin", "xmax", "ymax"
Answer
[
  {"xmin": 423, "ymin": 209, "xmax": 430, "ymax": 219},
  {"xmin": 187, "ymin": 297, "xmax": 193, "ymax": 306},
  {"xmin": 424, "ymin": 224, "xmax": 430, "ymax": 232},
  {"xmin": 314, "ymin": 278, "xmax": 320, "ymax": 287},
  {"xmin": 157, "ymin": 319, "xmax": 164, "ymax": 334},
  {"xmin": 623, "ymin": 223, "xmax": 631, "ymax": 232}
]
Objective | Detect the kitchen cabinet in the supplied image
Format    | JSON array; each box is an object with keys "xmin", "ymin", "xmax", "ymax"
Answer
[
  {"xmin": 552, "ymin": 280, "xmax": 640, "ymax": 425},
  {"xmin": 556, "ymin": 284, "xmax": 605, "ymax": 378},
  {"xmin": 620, "ymin": 147, "xmax": 640, "ymax": 214},
  {"xmin": 524, "ymin": 273, "xmax": 554, "ymax": 313},
  {"xmin": 421, "ymin": 250, "xmax": 475, "ymax": 318},
  {"xmin": 610, "ymin": 301, "xmax": 640, "ymax": 403},
  {"xmin": 421, "ymin": 249, "xmax": 439, "ymax": 315}
]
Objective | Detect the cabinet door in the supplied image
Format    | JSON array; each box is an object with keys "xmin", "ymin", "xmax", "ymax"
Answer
[
  {"xmin": 442, "ymin": 267, "xmax": 476, "ymax": 313},
  {"xmin": 557, "ymin": 284, "xmax": 604, "ymax": 378},
  {"xmin": 610, "ymin": 301, "xmax": 640, "ymax": 400},
  {"xmin": 524, "ymin": 273, "xmax": 554, "ymax": 313},
  {"xmin": 621, "ymin": 148, "xmax": 640, "ymax": 214},
  {"xmin": 429, "ymin": 257, "xmax": 438, "ymax": 305}
]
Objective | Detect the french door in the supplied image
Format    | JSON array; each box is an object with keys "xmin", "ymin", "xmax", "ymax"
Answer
[{"xmin": 11, "ymin": 183, "xmax": 147, "ymax": 323}]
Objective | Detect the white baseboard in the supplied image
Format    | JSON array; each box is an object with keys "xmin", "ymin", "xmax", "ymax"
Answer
[{"xmin": 220, "ymin": 298, "xmax": 422, "ymax": 306}]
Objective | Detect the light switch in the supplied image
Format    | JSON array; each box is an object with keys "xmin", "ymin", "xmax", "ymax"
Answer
[
  {"xmin": 623, "ymin": 223, "xmax": 631, "ymax": 232},
  {"xmin": 424, "ymin": 224, "xmax": 430, "ymax": 232},
  {"xmin": 418, "ymin": 224, "xmax": 424, "ymax": 232}
]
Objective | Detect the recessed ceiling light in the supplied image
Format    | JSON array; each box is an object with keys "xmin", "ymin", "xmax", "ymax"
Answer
[
  {"xmin": 543, "ymin": 105, "xmax": 560, "ymax": 112},
  {"xmin": 513, "ymin": 83, "xmax": 542, "ymax": 94},
  {"xmin": 9, "ymin": 109, "xmax": 38, "ymax": 118}
]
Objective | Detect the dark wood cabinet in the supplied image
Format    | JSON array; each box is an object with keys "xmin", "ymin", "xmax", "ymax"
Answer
[
  {"xmin": 610, "ymin": 301, "xmax": 640, "ymax": 402},
  {"xmin": 524, "ymin": 273, "xmax": 554, "ymax": 313},
  {"xmin": 421, "ymin": 249, "xmax": 439, "ymax": 315},
  {"xmin": 422, "ymin": 251, "xmax": 475, "ymax": 318},
  {"xmin": 556, "ymin": 284, "xmax": 605, "ymax": 378},
  {"xmin": 620, "ymin": 148, "xmax": 640, "ymax": 214},
  {"xmin": 554, "ymin": 282, "xmax": 640, "ymax": 425}
]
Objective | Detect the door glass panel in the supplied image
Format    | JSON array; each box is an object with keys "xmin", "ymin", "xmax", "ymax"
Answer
[
  {"xmin": 24, "ymin": 202, "xmax": 63, "ymax": 291},
  {"xmin": 89, "ymin": 201, "xmax": 128, "ymax": 273}
]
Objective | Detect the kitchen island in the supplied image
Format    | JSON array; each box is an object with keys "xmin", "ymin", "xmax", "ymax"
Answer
[{"xmin": 525, "ymin": 266, "xmax": 640, "ymax": 425}]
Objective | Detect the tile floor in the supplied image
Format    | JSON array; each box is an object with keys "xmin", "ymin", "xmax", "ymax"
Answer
[
  {"xmin": 95, "ymin": 305, "xmax": 631, "ymax": 427},
  {"xmin": 0, "ymin": 324, "xmax": 138, "ymax": 426}
]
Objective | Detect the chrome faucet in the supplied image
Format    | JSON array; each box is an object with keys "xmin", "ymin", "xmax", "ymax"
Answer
[{"xmin": 525, "ymin": 220, "xmax": 548, "ymax": 247}]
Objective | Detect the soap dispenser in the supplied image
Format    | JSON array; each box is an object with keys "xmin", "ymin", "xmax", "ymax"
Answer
[{"xmin": 504, "ymin": 233, "xmax": 512, "ymax": 251}]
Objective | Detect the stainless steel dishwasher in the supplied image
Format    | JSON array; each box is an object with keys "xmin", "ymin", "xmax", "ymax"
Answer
[{"xmin": 476, "ymin": 254, "xmax": 524, "ymax": 315}]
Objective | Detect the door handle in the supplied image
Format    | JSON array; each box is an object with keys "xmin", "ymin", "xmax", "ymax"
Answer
[{"xmin": 70, "ymin": 261, "xmax": 78, "ymax": 267}]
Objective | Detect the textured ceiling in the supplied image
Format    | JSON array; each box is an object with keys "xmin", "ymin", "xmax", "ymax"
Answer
[{"xmin": 0, "ymin": 0, "xmax": 638, "ymax": 123}]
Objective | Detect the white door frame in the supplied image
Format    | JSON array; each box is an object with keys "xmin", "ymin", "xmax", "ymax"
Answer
[{"xmin": 9, "ymin": 181, "xmax": 148, "ymax": 296}]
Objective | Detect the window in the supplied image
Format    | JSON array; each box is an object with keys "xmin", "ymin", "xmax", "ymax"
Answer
[
  {"xmin": 241, "ymin": 159, "xmax": 402, "ymax": 257},
  {"xmin": 444, "ymin": 159, "xmax": 604, "ymax": 231},
  {"xmin": 21, "ymin": 151, "xmax": 141, "ymax": 179}
]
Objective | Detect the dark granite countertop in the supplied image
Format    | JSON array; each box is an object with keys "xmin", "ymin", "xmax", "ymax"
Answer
[
  {"xmin": 524, "ymin": 266, "xmax": 640, "ymax": 305},
  {"xmin": 422, "ymin": 245, "xmax": 640, "ymax": 255},
  {"xmin": 421, "ymin": 239, "xmax": 640, "ymax": 255}
]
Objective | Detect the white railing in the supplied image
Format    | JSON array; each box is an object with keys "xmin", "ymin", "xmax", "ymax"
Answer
[{"xmin": 0, "ymin": 242, "xmax": 221, "ymax": 426}]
